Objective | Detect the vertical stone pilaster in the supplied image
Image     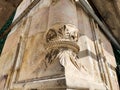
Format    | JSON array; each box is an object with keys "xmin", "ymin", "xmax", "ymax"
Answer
[{"xmin": 45, "ymin": 0, "xmax": 82, "ymax": 89}]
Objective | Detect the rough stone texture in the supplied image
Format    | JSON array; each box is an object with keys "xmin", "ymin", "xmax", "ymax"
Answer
[
  {"xmin": 1, "ymin": 21, "xmax": 22, "ymax": 55},
  {"xmin": 18, "ymin": 32, "xmax": 64, "ymax": 81},
  {"xmin": 28, "ymin": 7, "xmax": 49, "ymax": 37},
  {"xmin": 15, "ymin": 0, "xmax": 64, "ymax": 82},
  {"xmin": 0, "ymin": 18, "xmax": 26, "ymax": 77},
  {"xmin": 0, "ymin": 75, "xmax": 7, "ymax": 90},
  {"xmin": 0, "ymin": 0, "xmax": 119, "ymax": 90},
  {"xmin": 96, "ymin": 29, "xmax": 119, "ymax": 90},
  {"xmin": 77, "ymin": 5, "xmax": 102, "ymax": 83}
]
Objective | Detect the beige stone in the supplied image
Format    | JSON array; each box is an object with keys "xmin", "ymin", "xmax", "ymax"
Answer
[{"xmin": 0, "ymin": 0, "xmax": 119, "ymax": 90}]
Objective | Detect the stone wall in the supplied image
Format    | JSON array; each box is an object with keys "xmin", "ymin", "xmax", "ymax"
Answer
[{"xmin": 0, "ymin": 0, "xmax": 119, "ymax": 90}]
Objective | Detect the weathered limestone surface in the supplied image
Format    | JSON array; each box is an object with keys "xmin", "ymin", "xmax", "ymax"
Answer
[
  {"xmin": 77, "ymin": 5, "xmax": 101, "ymax": 83},
  {"xmin": 0, "ymin": 0, "xmax": 119, "ymax": 90},
  {"xmin": 96, "ymin": 28, "xmax": 119, "ymax": 90}
]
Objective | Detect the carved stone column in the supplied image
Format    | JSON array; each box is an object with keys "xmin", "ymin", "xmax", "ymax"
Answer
[
  {"xmin": 45, "ymin": 0, "xmax": 81, "ymax": 88},
  {"xmin": 45, "ymin": 24, "xmax": 80, "ymax": 67}
]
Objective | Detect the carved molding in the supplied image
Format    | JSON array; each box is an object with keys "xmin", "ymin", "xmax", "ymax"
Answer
[
  {"xmin": 46, "ymin": 24, "xmax": 78, "ymax": 41},
  {"xmin": 45, "ymin": 24, "xmax": 79, "ymax": 51},
  {"xmin": 45, "ymin": 24, "xmax": 80, "ymax": 69}
]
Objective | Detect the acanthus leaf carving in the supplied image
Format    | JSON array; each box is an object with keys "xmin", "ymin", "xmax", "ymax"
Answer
[{"xmin": 45, "ymin": 24, "xmax": 80, "ymax": 70}]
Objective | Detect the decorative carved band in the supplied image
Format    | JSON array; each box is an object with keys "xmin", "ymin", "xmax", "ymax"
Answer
[
  {"xmin": 45, "ymin": 41, "xmax": 79, "ymax": 53},
  {"xmin": 45, "ymin": 24, "xmax": 80, "ymax": 69},
  {"xmin": 46, "ymin": 25, "xmax": 78, "ymax": 42},
  {"xmin": 45, "ymin": 24, "xmax": 79, "ymax": 53}
]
